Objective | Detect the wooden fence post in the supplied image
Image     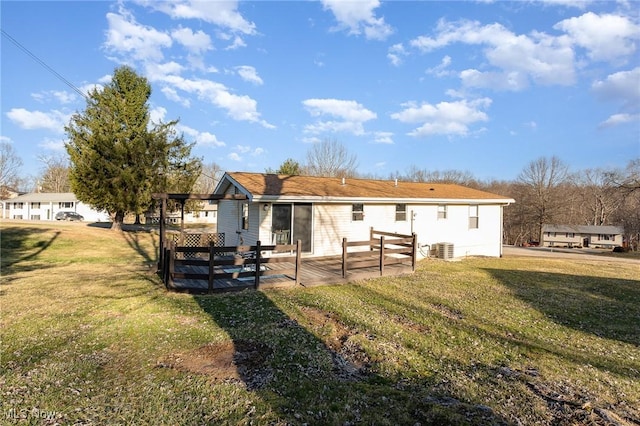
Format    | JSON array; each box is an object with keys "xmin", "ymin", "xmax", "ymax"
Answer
[
  {"xmin": 168, "ymin": 240, "xmax": 175, "ymax": 288},
  {"xmin": 254, "ymin": 241, "xmax": 262, "ymax": 290},
  {"xmin": 342, "ymin": 238, "xmax": 348, "ymax": 278},
  {"xmin": 411, "ymin": 233, "xmax": 417, "ymax": 271},
  {"xmin": 379, "ymin": 236, "xmax": 385, "ymax": 276},
  {"xmin": 208, "ymin": 242, "xmax": 215, "ymax": 293},
  {"xmin": 295, "ymin": 240, "xmax": 302, "ymax": 285},
  {"xmin": 370, "ymin": 227, "xmax": 374, "ymax": 251}
]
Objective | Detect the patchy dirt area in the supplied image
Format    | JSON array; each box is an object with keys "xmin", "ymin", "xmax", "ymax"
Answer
[
  {"xmin": 157, "ymin": 339, "xmax": 273, "ymax": 390},
  {"xmin": 496, "ymin": 366, "xmax": 639, "ymax": 426},
  {"xmin": 298, "ymin": 306, "xmax": 373, "ymax": 381}
]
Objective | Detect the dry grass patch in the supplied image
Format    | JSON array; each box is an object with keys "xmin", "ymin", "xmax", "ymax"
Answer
[{"xmin": 1, "ymin": 222, "xmax": 638, "ymax": 425}]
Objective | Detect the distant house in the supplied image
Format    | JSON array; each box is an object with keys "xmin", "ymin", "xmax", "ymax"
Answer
[
  {"xmin": 214, "ymin": 172, "xmax": 515, "ymax": 259},
  {"xmin": 4, "ymin": 193, "xmax": 110, "ymax": 222},
  {"xmin": 0, "ymin": 186, "xmax": 25, "ymax": 219},
  {"xmin": 541, "ymin": 224, "xmax": 624, "ymax": 248}
]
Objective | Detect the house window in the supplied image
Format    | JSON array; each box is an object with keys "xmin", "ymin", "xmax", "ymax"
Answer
[
  {"xmin": 469, "ymin": 205, "xmax": 479, "ymax": 229},
  {"xmin": 437, "ymin": 205, "xmax": 447, "ymax": 219},
  {"xmin": 395, "ymin": 204, "xmax": 406, "ymax": 221},
  {"xmin": 31, "ymin": 202, "xmax": 41, "ymax": 209},
  {"xmin": 59, "ymin": 202, "xmax": 74, "ymax": 209},
  {"xmin": 30, "ymin": 215, "xmax": 41, "ymax": 220},
  {"xmin": 352, "ymin": 203, "xmax": 364, "ymax": 221},
  {"xmin": 14, "ymin": 202, "xmax": 23, "ymax": 209},
  {"xmin": 241, "ymin": 203, "xmax": 249, "ymax": 230},
  {"xmin": 566, "ymin": 233, "xmax": 574, "ymax": 238}
]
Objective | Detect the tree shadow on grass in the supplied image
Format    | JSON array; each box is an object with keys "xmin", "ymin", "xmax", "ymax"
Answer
[
  {"xmin": 0, "ymin": 227, "xmax": 60, "ymax": 276},
  {"xmin": 173, "ymin": 291, "xmax": 511, "ymax": 425},
  {"xmin": 483, "ymin": 268, "xmax": 640, "ymax": 347},
  {"xmin": 120, "ymin": 228, "xmax": 159, "ymax": 266}
]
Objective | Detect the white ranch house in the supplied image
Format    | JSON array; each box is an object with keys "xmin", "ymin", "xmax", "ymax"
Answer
[{"xmin": 214, "ymin": 172, "xmax": 515, "ymax": 259}]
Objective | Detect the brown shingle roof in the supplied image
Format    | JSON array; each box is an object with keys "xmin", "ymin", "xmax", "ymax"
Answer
[{"xmin": 226, "ymin": 172, "xmax": 513, "ymax": 202}]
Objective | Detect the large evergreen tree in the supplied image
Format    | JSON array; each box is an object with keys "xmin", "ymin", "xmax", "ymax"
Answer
[{"xmin": 65, "ymin": 66, "xmax": 201, "ymax": 230}]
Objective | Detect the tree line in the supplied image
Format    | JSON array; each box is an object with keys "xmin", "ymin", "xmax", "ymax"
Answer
[
  {"xmin": 268, "ymin": 146, "xmax": 639, "ymax": 250},
  {"xmin": 0, "ymin": 66, "xmax": 637, "ymax": 248}
]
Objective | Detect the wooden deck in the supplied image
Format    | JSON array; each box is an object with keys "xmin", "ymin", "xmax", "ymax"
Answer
[{"xmin": 168, "ymin": 255, "xmax": 415, "ymax": 293}]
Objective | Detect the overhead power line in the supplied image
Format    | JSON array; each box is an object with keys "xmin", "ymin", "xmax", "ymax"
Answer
[{"xmin": 1, "ymin": 28, "xmax": 88, "ymax": 100}]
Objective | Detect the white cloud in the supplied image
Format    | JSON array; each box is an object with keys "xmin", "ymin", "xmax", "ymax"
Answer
[
  {"xmin": 387, "ymin": 43, "xmax": 407, "ymax": 67},
  {"xmin": 161, "ymin": 86, "xmax": 191, "ymax": 107},
  {"xmin": 149, "ymin": 106, "xmax": 167, "ymax": 124},
  {"xmin": 235, "ymin": 66, "xmax": 263, "ymax": 85},
  {"xmin": 224, "ymin": 35, "xmax": 247, "ymax": 50},
  {"xmin": 592, "ymin": 67, "xmax": 640, "ymax": 107},
  {"xmin": 104, "ymin": 9, "xmax": 172, "ymax": 62},
  {"xmin": 38, "ymin": 137, "xmax": 66, "ymax": 151},
  {"xmin": 537, "ymin": 0, "xmax": 592, "ymax": 9},
  {"xmin": 145, "ymin": 61, "xmax": 185, "ymax": 81},
  {"xmin": 302, "ymin": 98, "xmax": 377, "ymax": 136},
  {"xmin": 371, "ymin": 131, "xmax": 394, "ymax": 144},
  {"xmin": 460, "ymin": 69, "xmax": 530, "ymax": 91},
  {"xmin": 138, "ymin": 0, "xmax": 256, "ymax": 35},
  {"xmin": 32, "ymin": 90, "xmax": 77, "ymax": 105},
  {"xmin": 6, "ymin": 108, "xmax": 69, "ymax": 133},
  {"xmin": 599, "ymin": 113, "xmax": 640, "ymax": 127},
  {"xmin": 391, "ymin": 98, "xmax": 492, "ymax": 137},
  {"xmin": 303, "ymin": 99, "xmax": 376, "ymax": 122},
  {"xmin": 321, "ymin": 0, "xmax": 393, "ymax": 40},
  {"xmin": 156, "ymin": 74, "xmax": 274, "ymax": 128},
  {"xmin": 171, "ymin": 27, "xmax": 213, "ymax": 54},
  {"xmin": 228, "ymin": 152, "xmax": 242, "ymax": 161},
  {"xmin": 177, "ymin": 124, "xmax": 225, "ymax": 147},
  {"xmin": 426, "ymin": 55, "xmax": 453, "ymax": 77},
  {"xmin": 409, "ymin": 19, "xmax": 576, "ymax": 89},
  {"xmin": 555, "ymin": 12, "xmax": 640, "ymax": 63}
]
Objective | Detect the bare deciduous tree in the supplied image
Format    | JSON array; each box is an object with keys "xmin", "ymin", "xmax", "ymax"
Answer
[
  {"xmin": 0, "ymin": 141, "xmax": 23, "ymax": 197},
  {"xmin": 396, "ymin": 166, "xmax": 478, "ymax": 186},
  {"xmin": 37, "ymin": 154, "xmax": 71, "ymax": 193},
  {"xmin": 195, "ymin": 161, "xmax": 223, "ymax": 193},
  {"xmin": 305, "ymin": 138, "xmax": 358, "ymax": 177},
  {"xmin": 517, "ymin": 156, "xmax": 570, "ymax": 242}
]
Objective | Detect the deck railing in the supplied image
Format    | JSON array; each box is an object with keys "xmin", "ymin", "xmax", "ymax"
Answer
[
  {"xmin": 162, "ymin": 240, "xmax": 302, "ymax": 293},
  {"xmin": 341, "ymin": 228, "xmax": 417, "ymax": 278}
]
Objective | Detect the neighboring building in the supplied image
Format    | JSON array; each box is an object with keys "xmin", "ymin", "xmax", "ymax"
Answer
[
  {"xmin": 214, "ymin": 172, "xmax": 515, "ymax": 259},
  {"xmin": 145, "ymin": 200, "xmax": 218, "ymax": 225},
  {"xmin": 4, "ymin": 193, "xmax": 110, "ymax": 222},
  {"xmin": 0, "ymin": 186, "xmax": 25, "ymax": 219},
  {"xmin": 541, "ymin": 224, "xmax": 624, "ymax": 248},
  {"xmin": 186, "ymin": 199, "xmax": 218, "ymax": 224}
]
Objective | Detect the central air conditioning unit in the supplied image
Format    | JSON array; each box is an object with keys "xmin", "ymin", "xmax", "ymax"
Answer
[{"xmin": 436, "ymin": 242, "xmax": 454, "ymax": 260}]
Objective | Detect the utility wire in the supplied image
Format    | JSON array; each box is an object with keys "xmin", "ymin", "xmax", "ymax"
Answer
[{"xmin": 1, "ymin": 28, "xmax": 88, "ymax": 100}]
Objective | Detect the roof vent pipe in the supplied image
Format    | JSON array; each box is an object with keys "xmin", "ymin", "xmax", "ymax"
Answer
[
  {"xmin": 341, "ymin": 177, "xmax": 345, "ymax": 185},
  {"xmin": 394, "ymin": 178, "xmax": 398, "ymax": 187}
]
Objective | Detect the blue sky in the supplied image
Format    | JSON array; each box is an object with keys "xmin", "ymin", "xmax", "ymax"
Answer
[{"xmin": 2, "ymin": 0, "xmax": 639, "ymax": 183}]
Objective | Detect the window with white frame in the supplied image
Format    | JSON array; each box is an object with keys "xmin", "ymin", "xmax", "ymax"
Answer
[
  {"xmin": 437, "ymin": 204, "xmax": 447, "ymax": 219},
  {"xmin": 14, "ymin": 202, "xmax": 24, "ymax": 209},
  {"xmin": 395, "ymin": 204, "xmax": 407, "ymax": 221},
  {"xmin": 352, "ymin": 203, "xmax": 364, "ymax": 221},
  {"xmin": 31, "ymin": 202, "xmax": 41, "ymax": 209},
  {"xmin": 469, "ymin": 205, "xmax": 479, "ymax": 229},
  {"xmin": 59, "ymin": 202, "xmax": 74, "ymax": 209}
]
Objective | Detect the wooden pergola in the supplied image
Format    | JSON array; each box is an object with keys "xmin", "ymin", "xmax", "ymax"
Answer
[{"xmin": 151, "ymin": 193, "xmax": 247, "ymax": 269}]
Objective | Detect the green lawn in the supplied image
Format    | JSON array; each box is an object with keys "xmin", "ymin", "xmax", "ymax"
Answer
[{"xmin": 1, "ymin": 222, "xmax": 638, "ymax": 425}]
